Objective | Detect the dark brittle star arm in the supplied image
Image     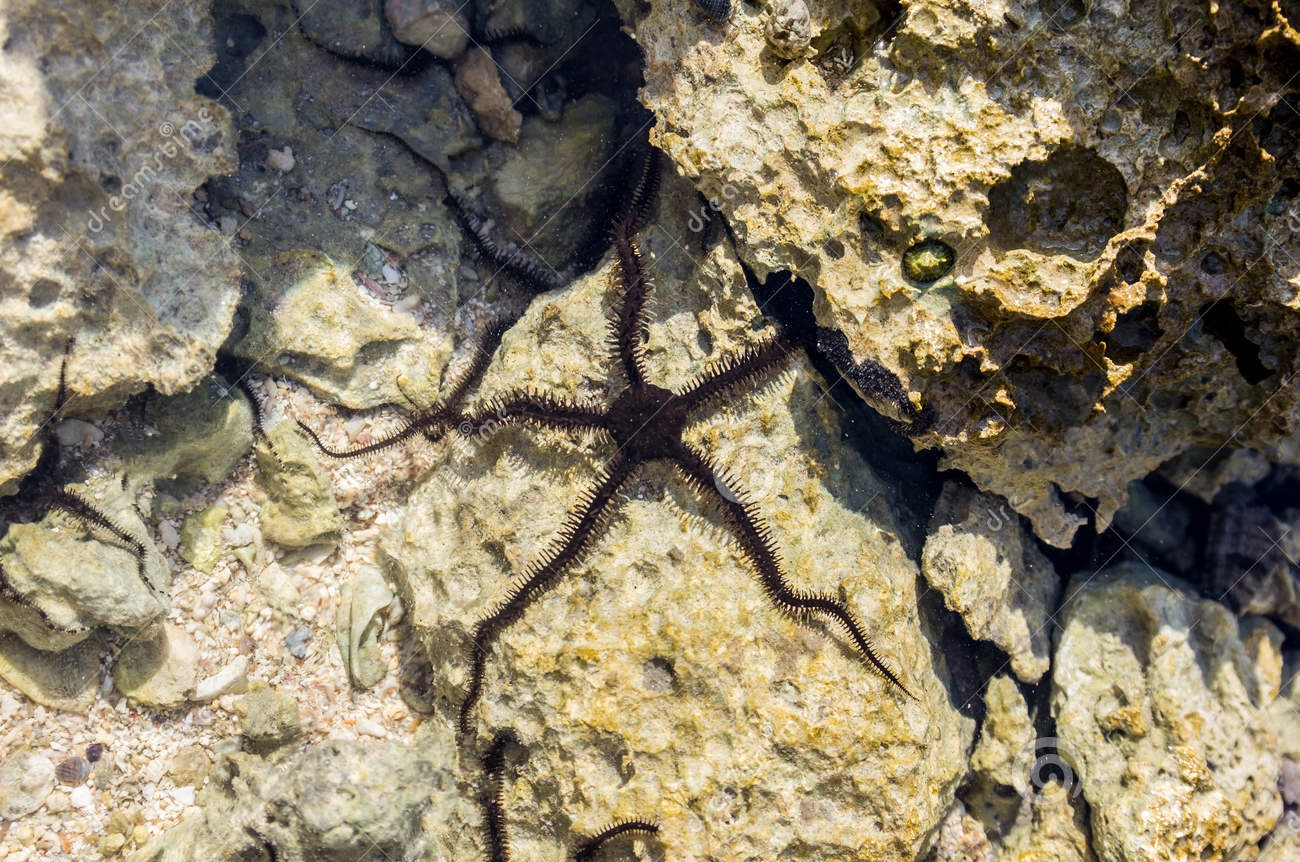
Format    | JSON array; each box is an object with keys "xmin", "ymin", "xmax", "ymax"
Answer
[
  {"xmin": 456, "ymin": 392, "xmax": 610, "ymax": 438},
  {"xmin": 608, "ymin": 220, "xmax": 655, "ymax": 389},
  {"xmin": 671, "ymin": 443, "xmax": 915, "ymax": 700},
  {"xmin": 297, "ymin": 322, "xmax": 507, "ymax": 458},
  {"xmin": 460, "ymin": 453, "xmax": 640, "ymax": 734},
  {"xmin": 676, "ymin": 336, "xmax": 794, "ymax": 411}
]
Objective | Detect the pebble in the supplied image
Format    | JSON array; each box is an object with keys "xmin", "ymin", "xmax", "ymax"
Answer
[
  {"xmin": 284, "ymin": 626, "xmax": 313, "ymax": 659},
  {"xmin": 158, "ymin": 520, "xmax": 181, "ymax": 550},
  {"xmin": 0, "ymin": 750, "xmax": 56, "ymax": 820},
  {"xmin": 266, "ymin": 146, "xmax": 295, "ymax": 172},
  {"xmin": 169, "ymin": 785, "xmax": 196, "ymax": 806},
  {"xmin": 68, "ymin": 784, "xmax": 94, "ymax": 810},
  {"xmin": 54, "ymin": 418, "xmax": 104, "ymax": 448},
  {"xmin": 192, "ymin": 655, "xmax": 250, "ymax": 702},
  {"xmin": 354, "ymin": 718, "xmax": 387, "ymax": 738}
]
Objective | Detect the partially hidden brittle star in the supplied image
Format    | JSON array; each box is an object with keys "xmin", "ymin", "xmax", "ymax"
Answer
[{"xmin": 301, "ymin": 187, "xmax": 915, "ymax": 736}]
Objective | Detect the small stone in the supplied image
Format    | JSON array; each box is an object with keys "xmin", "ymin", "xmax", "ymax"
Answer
[
  {"xmin": 157, "ymin": 520, "xmax": 181, "ymax": 550},
  {"xmin": 97, "ymin": 833, "xmax": 127, "ymax": 855},
  {"xmin": 453, "ymin": 47, "xmax": 522, "ymax": 144},
  {"xmin": 0, "ymin": 749, "xmax": 56, "ymax": 820},
  {"xmin": 385, "ymin": 0, "xmax": 470, "ymax": 59},
  {"xmin": 68, "ymin": 783, "xmax": 94, "ymax": 809},
  {"xmin": 169, "ymin": 785, "xmax": 196, "ymax": 806},
  {"xmin": 179, "ymin": 504, "xmax": 228, "ymax": 574},
  {"xmin": 283, "ymin": 625, "xmax": 312, "ymax": 659},
  {"xmin": 112, "ymin": 624, "xmax": 198, "ymax": 708},
  {"xmin": 54, "ymin": 419, "xmax": 104, "ymax": 449},
  {"xmin": 265, "ymin": 145, "xmax": 295, "ymax": 172},
  {"xmin": 237, "ymin": 686, "xmax": 301, "ymax": 753},
  {"xmin": 168, "ymin": 745, "xmax": 211, "ymax": 787},
  {"xmin": 192, "ymin": 655, "xmax": 249, "ymax": 702}
]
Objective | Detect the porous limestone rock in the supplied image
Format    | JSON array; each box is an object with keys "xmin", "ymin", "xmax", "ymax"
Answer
[
  {"xmin": 618, "ymin": 0, "xmax": 1300, "ymax": 546},
  {"xmin": 0, "ymin": 478, "xmax": 169, "ymax": 651},
  {"xmin": 922, "ymin": 482, "xmax": 1059, "ymax": 682},
  {"xmin": 129, "ymin": 733, "xmax": 454, "ymax": 862},
  {"xmin": 966, "ymin": 675, "xmax": 1037, "ymax": 832},
  {"xmin": 0, "ymin": 0, "xmax": 239, "ymax": 496},
  {"xmin": 253, "ymin": 421, "xmax": 343, "ymax": 549},
  {"xmin": 112, "ymin": 623, "xmax": 199, "ymax": 709},
  {"xmin": 1052, "ymin": 563, "xmax": 1284, "ymax": 862},
  {"xmin": 179, "ymin": 503, "xmax": 228, "ymax": 575},
  {"xmin": 384, "ymin": 179, "xmax": 972, "ymax": 860}
]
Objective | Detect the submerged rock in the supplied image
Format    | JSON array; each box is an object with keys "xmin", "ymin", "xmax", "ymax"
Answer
[
  {"xmin": 0, "ymin": 0, "xmax": 239, "ymax": 495},
  {"xmin": 619, "ymin": 0, "xmax": 1300, "ymax": 546},
  {"xmin": 921, "ymin": 482, "xmax": 1059, "ymax": 682},
  {"xmin": 384, "ymin": 178, "xmax": 972, "ymax": 859},
  {"xmin": 1052, "ymin": 563, "xmax": 1283, "ymax": 862},
  {"xmin": 0, "ymin": 479, "xmax": 169, "ymax": 651},
  {"xmin": 112, "ymin": 623, "xmax": 199, "ymax": 709},
  {"xmin": 253, "ymin": 421, "xmax": 342, "ymax": 550},
  {"xmin": 130, "ymin": 733, "xmax": 449, "ymax": 862}
]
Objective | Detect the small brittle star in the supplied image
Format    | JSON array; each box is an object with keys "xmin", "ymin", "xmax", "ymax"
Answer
[{"xmin": 451, "ymin": 206, "xmax": 915, "ymax": 734}]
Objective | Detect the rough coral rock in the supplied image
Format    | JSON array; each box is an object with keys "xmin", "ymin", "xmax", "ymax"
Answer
[
  {"xmin": 0, "ymin": 479, "xmax": 168, "ymax": 651},
  {"xmin": 383, "ymin": 181, "xmax": 972, "ymax": 859},
  {"xmin": 0, "ymin": 0, "xmax": 239, "ymax": 495},
  {"xmin": 619, "ymin": 0, "xmax": 1300, "ymax": 546},
  {"xmin": 253, "ymin": 421, "xmax": 343, "ymax": 549},
  {"xmin": 922, "ymin": 482, "xmax": 1059, "ymax": 682},
  {"xmin": 1052, "ymin": 563, "xmax": 1284, "ymax": 862}
]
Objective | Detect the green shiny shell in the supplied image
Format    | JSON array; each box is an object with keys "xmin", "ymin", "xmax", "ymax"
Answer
[{"xmin": 901, "ymin": 239, "xmax": 956, "ymax": 284}]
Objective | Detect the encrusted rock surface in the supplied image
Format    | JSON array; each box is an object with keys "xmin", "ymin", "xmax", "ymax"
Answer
[
  {"xmin": 922, "ymin": 482, "xmax": 1059, "ymax": 682},
  {"xmin": 130, "ymin": 734, "xmax": 453, "ymax": 862},
  {"xmin": 620, "ymin": 0, "xmax": 1300, "ymax": 546},
  {"xmin": 0, "ymin": 0, "xmax": 239, "ymax": 495},
  {"xmin": 1052, "ymin": 563, "xmax": 1283, "ymax": 862},
  {"xmin": 385, "ymin": 183, "xmax": 972, "ymax": 860},
  {"xmin": 253, "ymin": 421, "xmax": 343, "ymax": 549},
  {"xmin": 0, "ymin": 478, "xmax": 169, "ymax": 652}
]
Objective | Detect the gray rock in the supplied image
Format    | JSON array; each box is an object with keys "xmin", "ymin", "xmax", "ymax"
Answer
[
  {"xmin": 254, "ymin": 421, "xmax": 342, "ymax": 550},
  {"xmin": 1052, "ymin": 563, "xmax": 1283, "ymax": 862},
  {"xmin": 0, "ymin": 0, "xmax": 239, "ymax": 496},
  {"xmin": 237, "ymin": 687, "xmax": 301, "ymax": 754},
  {"xmin": 0, "ymin": 631, "xmax": 107, "ymax": 713},
  {"xmin": 0, "ymin": 748, "xmax": 56, "ymax": 821},
  {"xmin": 922, "ymin": 482, "xmax": 1059, "ymax": 682},
  {"xmin": 130, "ymin": 731, "xmax": 451, "ymax": 862},
  {"xmin": 0, "ymin": 478, "xmax": 169, "ymax": 651},
  {"xmin": 121, "ymin": 377, "xmax": 254, "ymax": 485},
  {"xmin": 112, "ymin": 623, "xmax": 199, "ymax": 708},
  {"xmin": 335, "ymin": 565, "xmax": 394, "ymax": 689}
]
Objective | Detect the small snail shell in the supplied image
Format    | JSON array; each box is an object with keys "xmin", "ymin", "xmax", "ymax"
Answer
[{"xmin": 693, "ymin": 0, "xmax": 732, "ymax": 20}]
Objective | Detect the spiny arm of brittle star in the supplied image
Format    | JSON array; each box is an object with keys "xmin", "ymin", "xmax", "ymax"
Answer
[
  {"xmin": 482, "ymin": 729, "xmax": 518, "ymax": 862},
  {"xmin": 297, "ymin": 411, "xmax": 451, "ymax": 459},
  {"xmin": 677, "ymin": 336, "xmax": 794, "ymax": 411},
  {"xmin": 460, "ymin": 455, "xmax": 639, "ymax": 735},
  {"xmin": 671, "ymin": 444, "xmax": 915, "ymax": 700},
  {"xmin": 608, "ymin": 221, "xmax": 653, "ymax": 388},
  {"xmin": 572, "ymin": 819, "xmax": 661, "ymax": 862},
  {"xmin": 458, "ymin": 392, "xmax": 610, "ymax": 437},
  {"xmin": 51, "ymin": 489, "xmax": 159, "ymax": 596}
]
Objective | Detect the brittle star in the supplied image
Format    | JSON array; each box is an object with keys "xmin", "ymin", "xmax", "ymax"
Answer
[{"xmin": 451, "ymin": 206, "xmax": 915, "ymax": 734}]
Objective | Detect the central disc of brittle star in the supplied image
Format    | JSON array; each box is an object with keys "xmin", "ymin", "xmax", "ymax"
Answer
[{"xmin": 607, "ymin": 384, "xmax": 687, "ymax": 461}]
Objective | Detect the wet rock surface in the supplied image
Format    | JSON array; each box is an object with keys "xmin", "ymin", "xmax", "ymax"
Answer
[
  {"xmin": 618, "ymin": 0, "xmax": 1300, "ymax": 547},
  {"xmin": 0, "ymin": 0, "xmax": 239, "ymax": 496},
  {"xmin": 1052, "ymin": 563, "xmax": 1283, "ymax": 862}
]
